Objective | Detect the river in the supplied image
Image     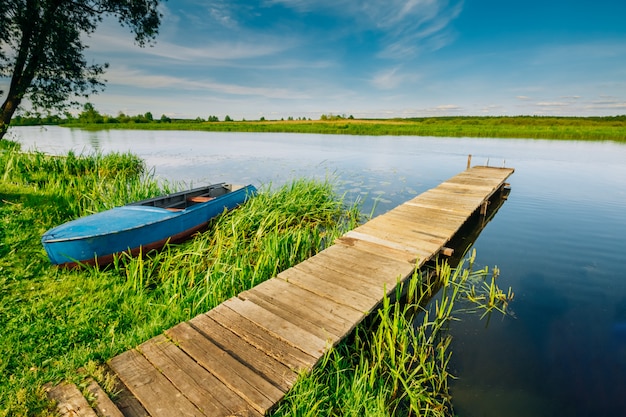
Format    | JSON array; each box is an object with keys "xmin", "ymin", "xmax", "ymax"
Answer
[{"xmin": 9, "ymin": 126, "xmax": 626, "ymax": 417}]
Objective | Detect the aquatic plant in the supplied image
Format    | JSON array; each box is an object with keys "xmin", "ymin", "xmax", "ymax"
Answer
[{"xmin": 270, "ymin": 251, "xmax": 513, "ymax": 417}]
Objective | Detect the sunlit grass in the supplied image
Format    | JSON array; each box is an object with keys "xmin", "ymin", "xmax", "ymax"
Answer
[
  {"xmin": 0, "ymin": 142, "xmax": 360, "ymax": 416},
  {"xmin": 65, "ymin": 115, "xmax": 626, "ymax": 141}
]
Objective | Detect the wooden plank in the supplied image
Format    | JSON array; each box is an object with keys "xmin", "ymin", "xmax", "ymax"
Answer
[
  {"xmin": 138, "ymin": 335, "xmax": 258, "ymax": 417},
  {"xmin": 335, "ymin": 233, "xmax": 419, "ymax": 264},
  {"xmin": 446, "ymin": 168, "xmax": 513, "ymax": 186},
  {"xmin": 436, "ymin": 181, "xmax": 496, "ymax": 193},
  {"xmin": 46, "ymin": 382, "xmax": 98, "ymax": 417},
  {"xmin": 351, "ymin": 222, "xmax": 444, "ymax": 254},
  {"xmin": 417, "ymin": 190, "xmax": 485, "ymax": 206},
  {"xmin": 445, "ymin": 172, "xmax": 503, "ymax": 182},
  {"xmin": 389, "ymin": 202, "xmax": 468, "ymax": 224},
  {"xmin": 462, "ymin": 166, "xmax": 514, "ymax": 176},
  {"xmin": 362, "ymin": 215, "xmax": 451, "ymax": 245},
  {"xmin": 426, "ymin": 187, "xmax": 495, "ymax": 202},
  {"xmin": 324, "ymin": 243, "xmax": 418, "ymax": 279},
  {"xmin": 340, "ymin": 230, "xmax": 432, "ymax": 261},
  {"xmin": 381, "ymin": 210, "xmax": 462, "ymax": 237},
  {"xmin": 291, "ymin": 257, "xmax": 389, "ymax": 299},
  {"xmin": 108, "ymin": 349, "xmax": 204, "ymax": 417},
  {"xmin": 166, "ymin": 322, "xmax": 284, "ymax": 415},
  {"xmin": 249, "ymin": 278, "xmax": 367, "ymax": 323},
  {"xmin": 302, "ymin": 247, "xmax": 409, "ymax": 292},
  {"xmin": 207, "ymin": 304, "xmax": 317, "ymax": 371},
  {"xmin": 239, "ymin": 290, "xmax": 341, "ymax": 345},
  {"xmin": 382, "ymin": 209, "xmax": 467, "ymax": 239},
  {"xmin": 403, "ymin": 200, "xmax": 473, "ymax": 215},
  {"xmin": 367, "ymin": 212, "xmax": 453, "ymax": 239},
  {"xmin": 390, "ymin": 197, "xmax": 467, "ymax": 219},
  {"xmin": 407, "ymin": 197, "xmax": 478, "ymax": 213},
  {"xmin": 446, "ymin": 177, "xmax": 501, "ymax": 187},
  {"xmin": 222, "ymin": 296, "xmax": 329, "ymax": 360},
  {"xmin": 103, "ymin": 364, "xmax": 149, "ymax": 417},
  {"xmin": 276, "ymin": 266, "xmax": 380, "ymax": 313},
  {"xmin": 395, "ymin": 201, "xmax": 469, "ymax": 222},
  {"xmin": 189, "ymin": 313, "xmax": 298, "ymax": 392},
  {"xmin": 85, "ymin": 378, "xmax": 125, "ymax": 417},
  {"xmin": 240, "ymin": 278, "xmax": 365, "ymax": 340}
]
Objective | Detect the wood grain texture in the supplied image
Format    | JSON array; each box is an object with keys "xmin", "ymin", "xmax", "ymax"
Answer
[
  {"xmin": 46, "ymin": 382, "xmax": 98, "ymax": 417},
  {"xmin": 207, "ymin": 303, "xmax": 317, "ymax": 371},
  {"xmin": 109, "ymin": 349, "xmax": 204, "ymax": 417},
  {"xmin": 166, "ymin": 322, "xmax": 283, "ymax": 415},
  {"xmin": 85, "ymin": 378, "xmax": 125, "ymax": 417}
]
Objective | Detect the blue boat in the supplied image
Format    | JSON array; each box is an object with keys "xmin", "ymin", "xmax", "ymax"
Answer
[{"xmin": 41, "ymin": 183, "xmax": 257, "ymax": 267}]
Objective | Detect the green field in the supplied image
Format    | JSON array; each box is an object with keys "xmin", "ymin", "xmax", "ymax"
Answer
[
  {"xmin": 65, "ymin": 116, "xmax": 626, "ymax": 141},
  {"xmin": 11, "ymin": 112, "xmax": 626, "ymax": 142}
]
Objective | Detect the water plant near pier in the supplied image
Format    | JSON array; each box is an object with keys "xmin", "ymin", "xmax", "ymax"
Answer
[{"xmin": 271, "ymin": 252, "xmax": 512, "ymax": 417}]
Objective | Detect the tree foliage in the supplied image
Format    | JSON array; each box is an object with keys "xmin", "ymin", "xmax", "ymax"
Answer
[{"xmin": 0, "ymin": 0, "xmax": 162, "ymax": 140}]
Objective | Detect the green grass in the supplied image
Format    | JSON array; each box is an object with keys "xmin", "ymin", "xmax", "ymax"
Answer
[
  {"xmin": 62, "ymin": 115, "xmax": 626, "ymax": 142},
  {"xmin": 0, "ymin": 140, "xmax": 513, "ymax": 416},
  {"xmin": 0, "ymin": 141, "xmax": 359, "ymax": 416}
]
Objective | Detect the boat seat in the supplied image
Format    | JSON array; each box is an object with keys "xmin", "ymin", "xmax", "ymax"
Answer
[{"xmin": 187, "ymin": 196, "xmax": 215, "ymax": 203}]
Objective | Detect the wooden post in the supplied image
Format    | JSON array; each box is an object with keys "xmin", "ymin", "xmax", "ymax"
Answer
[
  {"xmin": 467, "ymin": 154, "xmax": 472, "ymax": 169},
  {"xmin": 441, "ymin": 247, "xmax": 454, "ymax": 257}
]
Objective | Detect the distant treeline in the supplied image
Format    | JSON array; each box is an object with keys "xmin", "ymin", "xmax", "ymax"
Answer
[
  {"xmin": 10, "ymin": 103, "xmax": 345, "ymax": 126},
  {"xmin": 11, "ymin": 104, "xmax": 626, "ymax": 141}
]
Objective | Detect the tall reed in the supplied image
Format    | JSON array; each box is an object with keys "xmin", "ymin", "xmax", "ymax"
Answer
[
  {"xmin": 271, "ymin": 250, "xmax": 513, "ymax": 417},
  {"xmin": 112, "ymin": 179, "xmax": 361, "ymax": 316},
  {"xmin": 1, "ymin": 143, "xmax": 359, "ymax": 415}
]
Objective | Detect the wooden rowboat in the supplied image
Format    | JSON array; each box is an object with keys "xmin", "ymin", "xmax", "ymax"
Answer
[{"xmin": 41, "ymin": 183, "xmax": 257, "ymax": 267}]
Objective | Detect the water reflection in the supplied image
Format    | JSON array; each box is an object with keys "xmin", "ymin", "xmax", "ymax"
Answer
[{"xmin": 10, "ymin": 126, "xmax": 626, "ymax": 417}]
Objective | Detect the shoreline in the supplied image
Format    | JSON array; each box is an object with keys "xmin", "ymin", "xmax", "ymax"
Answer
[{"xmin": 9, "ymin": 115, "xmax": 626, "ymax": 142}]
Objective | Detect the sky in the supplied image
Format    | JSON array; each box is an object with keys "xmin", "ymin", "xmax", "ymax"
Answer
[{"xmin": 6, "ymin": 0, "xmax": 626, "ymax": 119}]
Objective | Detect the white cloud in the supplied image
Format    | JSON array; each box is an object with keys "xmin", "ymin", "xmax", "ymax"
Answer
[
  {"xmin": 90, "ymin": 30, "xmax": 291, "ymax": 62},
  {"xmin": 267, "ymin": 0, "xmax": 463, "ymax": 59},
  {"xmin": 536, "ymin": 102, "xmax": 569, "ymax": 107},
  {"xmin": 104, "ymin": 66, "xmax": 311, "ymax": 99},
  {"xmin": 435, "ymin": 104, "xmax": 461, "ymax": 110},
  {"xmin": 370, "ymin": 67, "xmax": 421, "ymax": 90}
]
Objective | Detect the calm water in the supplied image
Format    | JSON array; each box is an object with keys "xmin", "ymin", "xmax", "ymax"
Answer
[{"xmin": 9, "ymin": 126, "xmax": 626, "ymax": 417}]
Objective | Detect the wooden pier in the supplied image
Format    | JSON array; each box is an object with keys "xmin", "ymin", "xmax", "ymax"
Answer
[{"xmin": 47, "ymin": 165, "xmax": 514, "ymax": 417}]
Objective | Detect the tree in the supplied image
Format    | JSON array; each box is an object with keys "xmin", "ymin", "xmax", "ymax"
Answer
[
  {"xmin": 0, "ymin": 0, "xmax": 162, "ymax": 141},
  {"xmin": 77, "ymin": 102, "xmax": 103, "ymax": 124}
]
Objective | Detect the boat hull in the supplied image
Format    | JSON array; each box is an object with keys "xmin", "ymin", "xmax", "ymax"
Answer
[{"xmin": 42, "ymin": 184, "xmax": 256, "ymax": 267}]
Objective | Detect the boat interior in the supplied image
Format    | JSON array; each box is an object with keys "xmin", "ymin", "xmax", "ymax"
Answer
[{"xmin": 130, "ymin": 183, "xmax": 235, "ymax": 211}]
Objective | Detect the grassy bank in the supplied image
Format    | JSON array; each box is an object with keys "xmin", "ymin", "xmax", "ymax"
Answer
[
  {"xmin": 64, "ymin": 115, "xmax": 626, "ymax": 141},
  {"xmin": 0, "ymin": 141, "xmax": 511, "ymax": 416}
]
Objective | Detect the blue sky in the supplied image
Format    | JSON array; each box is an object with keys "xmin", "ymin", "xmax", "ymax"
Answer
[{"xmin": 9, "ymin": 0, "xmax": 626, "ymax": 119}]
